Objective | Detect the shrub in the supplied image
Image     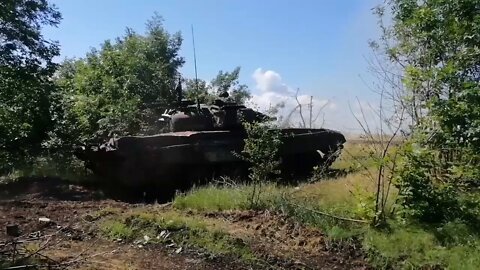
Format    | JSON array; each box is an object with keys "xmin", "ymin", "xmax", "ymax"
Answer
[{"xmin": 238, "ymin": 121, "xmax": 282, "ymax": 208}]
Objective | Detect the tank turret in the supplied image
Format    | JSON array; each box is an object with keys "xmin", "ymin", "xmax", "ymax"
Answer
[{"xmin": 158, "ymin": 88, "xmax": 273, "ymax": 133}]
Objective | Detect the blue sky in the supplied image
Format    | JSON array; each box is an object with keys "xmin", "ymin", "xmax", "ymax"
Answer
[{"xmin": 44, "ymin": 0, "xmax": 383, "ymax": 132}]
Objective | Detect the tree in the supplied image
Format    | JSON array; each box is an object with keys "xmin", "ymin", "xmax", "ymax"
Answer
[
  {"xmin": 0, "ymin": 0, "xmax": 61, "ymax": 172},
  {"xmin": 0, "ymin": 0, "xmax": 61, "ymax": 69},
  {"xmin": 53, "ymin": 15, "xmax": 185, "ymax": 144},
  {"xmin": 183, "ymin": 66, "xmax": 252, "ymax": 105},
  {"xmin": 183, "ymin": 78, "xmax": 214, "ymax": 104},
  {"xmin": 376, "ymin": 0, "xmax": 480, "ymax": 222},
  {"xmin": 210, "ymin": 67, "xmax": 251, "ymax": 104}
]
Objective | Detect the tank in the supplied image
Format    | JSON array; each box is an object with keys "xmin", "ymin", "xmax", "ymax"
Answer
[{"xmin": 74, "ymin": 85, "xmax": 346, "ymax": 199}]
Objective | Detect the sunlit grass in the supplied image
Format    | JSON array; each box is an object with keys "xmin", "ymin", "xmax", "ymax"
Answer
[
  {"xmin": 174, "ymin": 185, "xmax": 250, "ymax": 211},
  {"xmin": 331, "ymin": 140, "xmax": 378, "ymax": 172},
  {"xmin": 173, "ymin": 183, "xmax": 287, "ymax": 212}
]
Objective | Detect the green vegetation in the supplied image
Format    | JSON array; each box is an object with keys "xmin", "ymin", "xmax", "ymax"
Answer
[
  {"xmin": 373, "ymin": 0, "xmax": 480, "ymax": 224},
  {"xmin": 174, "ymin": 184, "xmax": 286, "ymax": 212},
  {"xmin": 330, "ymin": 140, "xmax": 379, "ymax": 172},
  {"xmin": 174, "ymin": 162, "xmax": 373, "ymax": 241},
  {"xmin": 52, "ymin": 14, "xmax": 185, "ymax": 144},
  {"xmin": 0, "ymin": 154, "xmax": 90, "ymax": 185},
  {"xmin": 174, "ymin": 185, "xmax": 250, "ymax": 211},
  {"xmin": 99, "ymin": 210, "xmax": 256, "ymax": 262},
  {"xmin": 174, "ymin": 186, "xmax": 480, "ymax": 269},
  {"xmin": 100, "ymin": 220, "xmax": 135, "ymax": 240},
  {"xmin": 0, "ymin": 0, "xmax": 61, "ymax": 174},
  {"xmin": 239, "ymin": 121, "xmax": 283, "ymax": 208},
  {"xmin": 364, "ymin": 223, "xmax": 480, "ymax": 270}
]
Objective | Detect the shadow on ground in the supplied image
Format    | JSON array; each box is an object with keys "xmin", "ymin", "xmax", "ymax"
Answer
[
  {"xmin": 0, "ymin": 168, "xmax": 347, "ymax": 204},
  {"xmin": 0, "ymin": 176, "xmax": 184, "ymax": 204},
  {"xmin": 0, "ymin": 176, "xmax": 106, "ymax": 202}
]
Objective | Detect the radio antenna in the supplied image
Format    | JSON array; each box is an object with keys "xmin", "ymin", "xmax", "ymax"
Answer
[{"xmin": 191, "ymin": 24, "xmax": 199, "ymax": 92}]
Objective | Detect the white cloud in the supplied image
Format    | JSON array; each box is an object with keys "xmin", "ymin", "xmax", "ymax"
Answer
[
  {"xmin": 252, "ymin": 68, "xmax": 291, "ymax": 95},
  {"xmin": 247, "ymin": 68, "xmax": 336, "ymax": 128}
]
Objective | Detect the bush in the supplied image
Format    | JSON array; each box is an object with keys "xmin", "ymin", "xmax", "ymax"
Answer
[
  {"xmin": 238, "ymin": 121, "xmax": 282, "ymax": 208},
  {"xmin": 396, "ymin": 143, "xmax": 459, "ymax": 222}
]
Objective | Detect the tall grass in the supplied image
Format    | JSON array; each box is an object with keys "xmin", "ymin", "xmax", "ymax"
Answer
[
  {"xmin": 174, "ymin": 185, "xmax": 250, "ymax": 211},
  {"xmin": 174, "ymin": 183, "xmax": 287, "ymax": 211}
]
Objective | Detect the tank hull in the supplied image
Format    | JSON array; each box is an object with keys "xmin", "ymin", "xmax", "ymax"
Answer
[{"xmin": 75, "ymin": 128, "xmax": 345, "ymax": 194}]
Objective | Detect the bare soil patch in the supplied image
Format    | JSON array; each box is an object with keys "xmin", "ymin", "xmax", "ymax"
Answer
[{"xmin": 204, "ymin": 210, "xmax": 369, "ymax": 270}]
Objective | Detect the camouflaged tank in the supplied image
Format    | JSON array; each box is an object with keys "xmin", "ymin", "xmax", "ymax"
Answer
[{"xmin": 74, "ymin": 88, "xmax": 346, "ymax": 199}]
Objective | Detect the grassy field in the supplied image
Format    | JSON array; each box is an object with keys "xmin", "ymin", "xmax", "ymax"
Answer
[{"xmin": 171, "ymin": 140, "xmax": 480, "ymax": 269}]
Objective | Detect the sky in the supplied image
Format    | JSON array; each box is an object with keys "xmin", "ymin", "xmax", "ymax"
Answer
[{"xmin": 44, "ymin": 0, "xmax": 385, "ymax": 133}]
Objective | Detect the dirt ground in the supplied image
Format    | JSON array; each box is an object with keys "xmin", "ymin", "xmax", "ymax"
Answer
[{"xmin": 0, "ymin": 178, "xmax": 369, "ymax": 269}]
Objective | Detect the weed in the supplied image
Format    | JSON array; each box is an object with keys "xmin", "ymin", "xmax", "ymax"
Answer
[
  {"xmin": 173, "ymin": 184, "xmax": 286, "ymax": 212},
  {"xmin": 238, "ymin": 121, "xmax": 282, "ymax": 208},
  {"xmin": 174, "ymin": 185, "xmax": 249, "ymax": 211},
  {"xmin": 172, "ymin": 140, "xmax": 480, "ymax": 269},
  {"xmin": 0, "ymin": 153, "xmax": 92, "ymax": 184},
  {"xmin": 330, "ymin": 140, "xmax": 379, "ymax": 173},
  {"xmin": 100, "ymin": 220, "xmax": 135, "ymax": 240},
  {"xmin": 434, "ymin": 220, "xmax": 479, "ymax": 247},
  {"xmin": 99, "ymin": 210, "xmax": 257, "ymax": 263},
  {"xmin": 184, "ymin": 229, "xmax": 255, "ymax": 261},
  {"xmin": 94, "ymin": 207, "xmax": 121, "ymax": 219},
  {"xmin": 363, "ymin": 222, "xmax": 480, "ymax": 270},
  {"xmin": 270, "ymin": 194, "xmax": 367, "ymax": 239}
]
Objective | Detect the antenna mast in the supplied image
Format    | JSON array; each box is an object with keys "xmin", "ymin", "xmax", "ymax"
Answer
[{"xmin": 191, "ymin": 25, "xmax": 199, "ymax": 92}]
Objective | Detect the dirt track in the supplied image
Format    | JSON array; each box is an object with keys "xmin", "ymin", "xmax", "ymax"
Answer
[{"xmin": 0, "ymin": 178, "xmax": 368, "ymax": 269}]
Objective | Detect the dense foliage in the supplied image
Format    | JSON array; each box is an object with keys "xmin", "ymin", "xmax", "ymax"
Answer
[
  {"xmin": 184, "ymin": 66, "xmax": 251, "ymax": 104},
  {"xmin": 378, "ymin": 0, "xmax": 480, "ymax": 223},
  {"xmin": 209, "ymin": 67, "xmax": 251, "ymax": 104},
  {"xmin": 3, "ymin": 0, "xmax": 479, "ymax": 228},
  {"xmin": 0, "ymin": 0, "xmax": 61, "ymax": 173},
  {"xmin": 52, "ymin": 15, "xmax": 184, "ymax": 144},
  {"xmin": 0, "ymin": 0, "xmax": 61, "ymax": 148}
]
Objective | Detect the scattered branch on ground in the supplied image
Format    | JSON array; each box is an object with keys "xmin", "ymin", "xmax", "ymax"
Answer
[{"xmin": 0, "ymin": 221, "xmax": 114, "ymax": 269}]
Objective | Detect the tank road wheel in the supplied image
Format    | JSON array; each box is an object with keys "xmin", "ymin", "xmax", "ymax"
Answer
[
  {"xmin": 214, "ymin": 162, "xmax": 249, "ymax": 183},
  {"xmin": 145, "ymin": 183, "xmax": 176, "ymax": 204},
  {"xmin": 99, "ymin": 182, "xmax": 145, "ymax": 203},
  {"xmin": 185, "ymin": 164, "xmax": 213, "ymax": 188},
  {"xmin": 281, "ymin": 152, "xmax": 322, "ymax": 179}
]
